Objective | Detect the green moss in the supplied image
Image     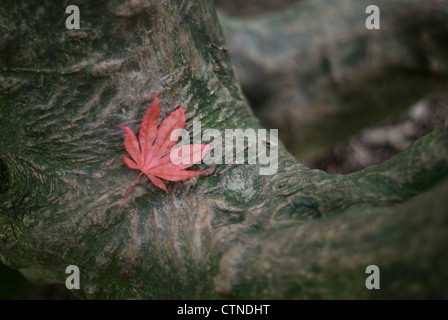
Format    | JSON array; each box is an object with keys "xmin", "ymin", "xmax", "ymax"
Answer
[{"xmin": 0, "ymin": 158, "xmax": 10, "ymax": 194}]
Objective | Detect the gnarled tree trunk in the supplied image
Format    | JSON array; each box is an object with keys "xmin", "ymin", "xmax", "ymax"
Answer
[{"xmin": 0, "ymin": 0, "xmax": 447, "ymax": 299}]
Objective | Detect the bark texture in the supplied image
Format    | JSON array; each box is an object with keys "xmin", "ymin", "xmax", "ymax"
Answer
[{"xmin": 0, "ymin": 0, "xmax": 447, "ymax": 299}]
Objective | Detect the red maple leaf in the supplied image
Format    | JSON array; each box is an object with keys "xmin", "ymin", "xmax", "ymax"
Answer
[{"xmin": 114, "ymin": 93, "xmax": 211, "ymax": 206}]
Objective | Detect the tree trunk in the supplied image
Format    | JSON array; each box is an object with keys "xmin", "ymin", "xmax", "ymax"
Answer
[{"xmin": 1, "ymin": 0, "xmax": 447, "ymax": 299}]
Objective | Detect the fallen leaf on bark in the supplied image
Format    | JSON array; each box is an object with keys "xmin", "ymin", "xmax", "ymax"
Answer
[{"xmin": 114, "ymin": 93, "xmax": 211, "ymax": 206}]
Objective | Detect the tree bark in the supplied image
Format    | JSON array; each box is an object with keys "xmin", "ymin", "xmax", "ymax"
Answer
[{"xmin": 0, "ymin": 0, "xmax": 447, "ymax": 299}]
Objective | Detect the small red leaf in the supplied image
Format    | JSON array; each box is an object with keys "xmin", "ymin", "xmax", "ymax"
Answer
[
  {"xmin": 124, "ymin": 156, "xmax": 139, "ymax": 169},
  {"xmin": 147, "ymin": 174, "xmax": 168, "ymax": 193},
  {"xmin": 146, "ymin": 107, "xmax": 186, "ymax": 167},
  {"xmin": 114, "ymin": 93, "xmax": 211, "ymax": 206},
  {"xmin": 168, "ymin": 144, "xmax": 211, "ymax": 169},
  {"xmin": 139, "ymin": 93, "xmax": 160, "ymax": 164}
]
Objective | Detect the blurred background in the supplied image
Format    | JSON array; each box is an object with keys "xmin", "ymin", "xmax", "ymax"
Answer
[
  {"xmin": 1, "ymin": 0, "xmax": 447, "ymax": 299},
  {"xmin": 216, "ymin": 0, "xmax": 448, "ymax": 172}
]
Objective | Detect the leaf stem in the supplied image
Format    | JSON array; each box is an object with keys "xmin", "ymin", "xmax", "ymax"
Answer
[{"xmin": 120, "ymin": 172, "xmax": 144, "ymax": 207}]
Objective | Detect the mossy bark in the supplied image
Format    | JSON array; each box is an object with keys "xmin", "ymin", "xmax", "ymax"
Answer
[{"xmin": 0, "ymin": 0, "xmax": 447, "ymax": 299}]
